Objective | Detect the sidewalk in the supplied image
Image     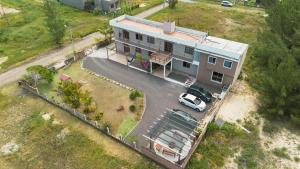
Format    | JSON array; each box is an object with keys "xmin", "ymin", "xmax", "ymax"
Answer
[{"xmin": 0, "ymin": 3, "xmax": 168, "ymax": 87}]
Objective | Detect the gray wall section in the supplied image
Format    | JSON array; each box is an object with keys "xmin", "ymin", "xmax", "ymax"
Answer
[
  {"xmin": 60, "ymin": 0, "xmax": 86, "ymax": 9},
  {"xmin": 100, "ymin": 0, "xmax": 119, "ymax": 12},
  {"xmin": 172, "ymin": 59, "xmax": 197, "ymax": 77}
]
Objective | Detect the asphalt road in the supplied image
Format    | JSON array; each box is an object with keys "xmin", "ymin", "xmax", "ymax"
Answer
[{"xmin": 82, "ymin": 57, "xmax": 206, "ymax": 147}]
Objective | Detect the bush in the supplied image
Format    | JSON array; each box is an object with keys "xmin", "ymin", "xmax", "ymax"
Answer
[
  {"xmin": 129, "ymin": 105, "xmax": 136, "ymax": 112},
  {"xmin": 263, "ymin": 119, "xmax": 279, "ymax": 135},
  {"xmin": 272, "ymin": 147, "xmax": 291, "ymax": 160},
  {"xmin": 95, "ymin": 112, "xmax": 104, "ymax": 121},
  {"xmin": 129, "ymin": 90, "xmax": 141, "ymax": 100}
]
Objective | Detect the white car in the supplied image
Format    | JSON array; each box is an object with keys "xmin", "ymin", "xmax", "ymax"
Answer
[
  {"xmin": 178, "ymin": 93, "xmax": 206, "ymax": 112},
  {"xmin": 221, "ymin": 1, "xmax": 233, "ymax": 7}
]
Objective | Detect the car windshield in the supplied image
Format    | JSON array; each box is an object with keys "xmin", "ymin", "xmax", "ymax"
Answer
[{"xmin": 194, "ymin": 98, "xmax": 202, "ymax": 105}]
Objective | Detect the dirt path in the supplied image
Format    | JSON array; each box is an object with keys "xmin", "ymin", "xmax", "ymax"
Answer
[{"xmin": 0, "ymin": 2, "xmax": 168, "ymax": 87}]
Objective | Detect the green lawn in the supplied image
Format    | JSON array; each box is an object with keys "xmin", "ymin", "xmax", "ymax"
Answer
[
  {"xmin": 0, "ymin": 0, "xmax": 107, "ymax": 71},
  {"xmin": 148, "ymin": 1, "xmax": 267, "ymax": 71},
  {"xmin": 129, "ymin": 0, "xmax": 165, "ymax": 15},
  {"xmin": 0, "ymin": 84, "xmax": 158, "ymax": 169}
]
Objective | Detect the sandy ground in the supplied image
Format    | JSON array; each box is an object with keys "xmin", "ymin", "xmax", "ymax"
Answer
[
  {"xmin": 217, "ymin": 80, "xmax": 300, "ymax": 169},
  {"xmin": 0, "ymin": 5, "xmax": 19, "ymax": 16},
  {"xmin": 217, "ymin": 80, "xmax": 258, "ymax": 123}
]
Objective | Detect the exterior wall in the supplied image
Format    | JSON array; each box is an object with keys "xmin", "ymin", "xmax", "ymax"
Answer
[
  {"xmin": 197, "ymin": 53, "xmax": 238, "ymax": 88},
  {"xmin": 172, "ymin": 43, "xmax": 194, "ymax": 61},
  {"xmin": 233, "ymin": 47, "xmax": 248, "ymax": 83},
  {"xmin": 100, "ymin": 0, "xmax": 119, "ymax": 12},
  {"xmin": 60, "ymin": 0, "xmax": 86, "ymax": 9},
  {"xmin": 172, "ymin": 59, "xmax": 198, "ymax": 77}
]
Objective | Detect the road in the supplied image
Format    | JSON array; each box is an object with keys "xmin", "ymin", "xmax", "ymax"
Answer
[{"xmin": 0, "ymin": 3, "xmax": 168, "ymax": 87}]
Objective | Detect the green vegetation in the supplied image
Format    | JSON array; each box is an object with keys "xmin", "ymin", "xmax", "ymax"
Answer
[
  {"xmin": 117, "ymin": 117, "xmax": 137, "ymax": 136},
  {"xmin": 188, "ymin": 121, "xmax": 264, "ymax": 169},
  {"xmin": 129, "ymin": 89, "xmax": 142, "ymax": 100},
  {"xmin": 129, "ymin": 104, "xmax": 137, "ymax": 112},
  {"xmin": 272, "ymin": 147, "xmax": 291, "ymax": 160},
  {"xmin": 262, "ymin": 119, "xmax": 279, "ymax": 135},
  {"xmin": 148, "ymin": 2, "xmax": 266, "ymax": 70},
  {"xmin": 23, "ymin": 65, "xmax": 55, "ymax": 87},
  {"xmin": 168, "ymin": 0, "xmax": 178, "ymax": 9},
  {"xmin": 249, "ymin": 0, "xmax": 300, "ymax": 126},
  {"xmin": 43, "ymin": 0, "xmax": 66, "ymax": 45},
  {"xmin": 0, "ymin": 0, "xmax": 107, "ymax": 71}
]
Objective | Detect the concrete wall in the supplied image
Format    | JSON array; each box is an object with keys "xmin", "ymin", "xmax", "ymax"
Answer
[
  {"xmin": 197, "ymin": 53, "xmax": 238, "ymax": 88},
  {"xmin": 60, "ymin": 0, "xmax": 86, "ymax": 9},
  {"xmin": 172, "ymin": 59, "xmax": 198, "ymax": 77},
  {"xmin": 99, "ymin": 0, "xmax": 119, "ymax": 12}
]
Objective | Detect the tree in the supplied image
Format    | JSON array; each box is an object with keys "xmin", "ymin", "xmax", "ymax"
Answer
[
  {"xmin": 58, "ymin": 81, "xmax": 82, "ymax": 108},
  {"xmin": 168, "ymin": 0, "xmax": 178, "ymax": 9},
  {"xmin": 98, "ymin": 24, "xmax": 113, "ymax": 43},
  {"xmin": 250, "ymin": 0, "xmax": 300, "ymax": 125},
  {"xmin": 24, "ymin": 65, "xmax": 54, "ymax": 87},
  {"xmin": 43, "ymin": 0, "xmax": 66, "ymax": 45}
]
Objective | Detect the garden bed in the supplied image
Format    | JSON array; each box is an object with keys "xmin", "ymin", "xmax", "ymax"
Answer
[{"xmin": 37, "ymin": 62, "xmax": 144, "ymax": 136}]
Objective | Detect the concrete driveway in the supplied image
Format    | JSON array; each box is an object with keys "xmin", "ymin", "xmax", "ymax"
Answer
[{"xmin": 82, "ymin": 57, "xmax": 207, "ymax": 147}]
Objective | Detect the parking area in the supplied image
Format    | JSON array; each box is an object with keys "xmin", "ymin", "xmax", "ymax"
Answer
[{"xmin": 82, "ymin": 57, "xmax": 215, "ymax": 147}]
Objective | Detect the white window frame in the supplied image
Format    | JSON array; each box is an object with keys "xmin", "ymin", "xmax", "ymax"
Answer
[
  {"xmin": 211, "ymin": 71, "xmax": 223, "ymax": 84},
  {"xmin": 208, "ymin": 56, "xmax": 217, "ymax": 65},
  {"xmin": 223, "ymin": 60, "xmax": 233, "ymax": 69}
]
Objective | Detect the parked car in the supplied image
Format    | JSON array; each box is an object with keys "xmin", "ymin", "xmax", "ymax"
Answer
[
  {"xmin": 187, "ymin": 84, "xmax": 212, "ymax": 103},
  {"xmin": 171, "ymin": 109, "xmax": 198, "ymax": 129},
  {"xmin": 178, "ymin": 93, "xmax": 206, "ymax": 112},
  {"xmin": 221, "ymin": 1, "xmax": 233, "ymax": 7}
]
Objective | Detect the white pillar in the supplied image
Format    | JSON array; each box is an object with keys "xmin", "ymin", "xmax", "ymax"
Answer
[
  {"xmin": 164, "ymin": 65, "xmax": 166, "ymax": 78},
  {"xmin": 150, "ymin": 62, "xmax": 153, "ymax": 73},
  {"xmin": 170, "ymin": 59, "xmax": 173, "ymax": 72}
]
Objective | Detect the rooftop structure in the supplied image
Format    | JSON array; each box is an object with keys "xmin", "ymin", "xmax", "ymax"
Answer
[{"xmin": 110, "ymin": 15, "xmax": 248, "ymax": 61}]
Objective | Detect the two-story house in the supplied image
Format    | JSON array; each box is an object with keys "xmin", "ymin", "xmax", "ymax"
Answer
[{"xmin": 109, "ymin": 15, "xmax": 248, "ymax": 89}]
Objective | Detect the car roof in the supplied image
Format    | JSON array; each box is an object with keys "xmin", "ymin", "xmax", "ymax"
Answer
[{"xmin": 184, "ymin": 93, "xmax": 197, "ymax": 100}]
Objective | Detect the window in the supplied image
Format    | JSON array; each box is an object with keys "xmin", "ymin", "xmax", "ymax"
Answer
[
  {"xmin": 135, "ymin": 47, "xmax": 141, "ymax": 53},
  {"xmin": 211, "ymin": 71, "xmax": 223, "ymax": 83},
  {"xmin": 223, "ymin": 60, "xmax": 232, "ymax": 69},
  {"xmin": 111, "ymin": 4, "xmax": 114, "ymax": 8},
  {"xmin": 208, "ymin": 56, "xmax": 216, "ymax": 64},
  {"xmin": 123, "ymin": 30, "xmax": 129, "ymax": 40},
  {"xmin": 184, "ymin": 46, "xmax": 194, "ymax": 55},
  {"xmin": 136, "ymin": 33, "xmax": 143, "ymax": 41},
  {"xmin": 183, "ymin": 61, "xmax": 191, "ymax": 68},
  {"xmin": 147, "ymin": 36, "xmax": 155, "ymax": 44}
]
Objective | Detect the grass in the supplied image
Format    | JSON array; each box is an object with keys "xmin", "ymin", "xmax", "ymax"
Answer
[
  {"xmin": 272, "ymin": 147, "xmax": 291, "ymax": 160},
  {"xmin": 0, "ymin": 83, "xmax": 158, "ymax": 169},
  {"xmin": 0, "ymin": 0, "xmax": 107, "ymax": 71},
  {"xmin": 117, "ymin": 116, "xmax": 137, "ymax": 136},
  {"xmin": 38, "ymin": 62, "xmax": 143, "ymax": 135},
  {"xmin": 147, "ymin": 1, "xmax": 267, "ymax": 72},
  {"xmin": 187, "ymin": 121, "xmax": 264, "ymax": 169}
]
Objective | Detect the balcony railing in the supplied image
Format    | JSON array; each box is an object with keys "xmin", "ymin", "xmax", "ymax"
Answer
[{"xmin": 150, "ymin": 51, "xmax": 172, "ymax": 65}]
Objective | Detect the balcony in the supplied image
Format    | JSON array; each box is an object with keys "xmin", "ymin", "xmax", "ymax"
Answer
[{"xmin": 150, "ymin": 52, "xmax": 172, "ymax": 65}]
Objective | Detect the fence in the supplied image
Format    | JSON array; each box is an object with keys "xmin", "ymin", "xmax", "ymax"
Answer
[{"xmin": 19, "ymin": 79, "xmax": 230, "ymax": 169}]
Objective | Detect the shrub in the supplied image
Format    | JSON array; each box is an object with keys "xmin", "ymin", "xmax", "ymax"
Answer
[
  {"xmin": 263, "ymin": 119, "xmax": 279, "ymax": 135},
  {"xmin": 95, "ymin": 112, "xmax": 104, "ymax": 121},
  {"xmin": 129, "ymin": 105, "xmax": 136, "ymax": 112},
  {"xmin": 129, "ymin": 90, "xmax": 141, "ymax": 100},
  {"xmin": 272, "ymin": 147, "xmax": 291, "ymax": 160}
]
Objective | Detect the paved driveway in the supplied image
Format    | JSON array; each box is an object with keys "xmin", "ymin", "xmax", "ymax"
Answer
[{"xmin": 82, "ymin": 57, "xmax": 207, "ymax": 147}]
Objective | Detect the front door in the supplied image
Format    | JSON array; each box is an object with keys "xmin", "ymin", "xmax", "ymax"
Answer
[{"xmin": 164, "ymin": 41, "xmax": 173, "ymax": 53}]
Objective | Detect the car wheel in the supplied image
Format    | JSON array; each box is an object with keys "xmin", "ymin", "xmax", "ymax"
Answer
[{"xmin": 196, "ymin": 108, "xmax": 201, "ymax": 112}]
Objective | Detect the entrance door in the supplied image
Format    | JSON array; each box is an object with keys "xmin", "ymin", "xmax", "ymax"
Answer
[{"xmin": 164, "ymin": 41, "xmax": 173, "ymax": 53}]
